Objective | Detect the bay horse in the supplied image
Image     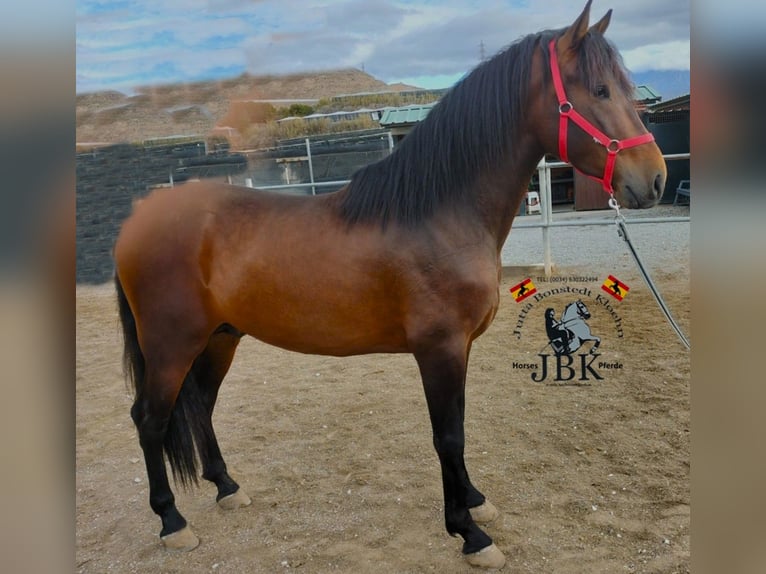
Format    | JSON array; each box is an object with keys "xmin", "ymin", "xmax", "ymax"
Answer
[{"xmin": 114, "ymin": 2, "xmax": 666, "ymax": 568}]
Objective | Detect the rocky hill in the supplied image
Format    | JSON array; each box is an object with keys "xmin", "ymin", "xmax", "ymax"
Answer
[{"xmin": 76, "ymin": 68, "xmax": 419, "ymax": 147}]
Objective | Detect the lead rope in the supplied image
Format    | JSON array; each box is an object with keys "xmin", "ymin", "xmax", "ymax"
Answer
[{"xmin": 608, "ymin": 196, "xmax": 691, "ymax": 350}]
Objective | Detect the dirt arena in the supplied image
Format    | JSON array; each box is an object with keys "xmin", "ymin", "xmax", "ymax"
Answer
[{"xmin": 76, "ymin": 262, "xmax": 689, "ymax": 573}]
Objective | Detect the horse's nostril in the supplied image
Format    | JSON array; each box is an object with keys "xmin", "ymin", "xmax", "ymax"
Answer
[{"xmin": 653, "ymin": 173, "xmax": 664, "ymax": 197}]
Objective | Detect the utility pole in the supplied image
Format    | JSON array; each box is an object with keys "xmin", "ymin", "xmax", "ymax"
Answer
[{"xmin": 479, "ymin": 40, "xmax": 486, "ymax": 61}]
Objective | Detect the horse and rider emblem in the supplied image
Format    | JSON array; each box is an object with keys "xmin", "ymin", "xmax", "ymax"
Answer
[{"xmin": 544, "ymin": 300, "xmax": 601, "ymax": 356}]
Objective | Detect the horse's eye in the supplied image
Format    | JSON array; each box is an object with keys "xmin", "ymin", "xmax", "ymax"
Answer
[{"xmin": 595, "ymin": 85, "xmax": 610, "ymax": 99}]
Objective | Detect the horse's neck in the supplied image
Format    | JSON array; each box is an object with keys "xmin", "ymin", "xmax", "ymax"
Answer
[{"xmin": 472, "ymin": 138, "xmax": 544, "ymax": 250}]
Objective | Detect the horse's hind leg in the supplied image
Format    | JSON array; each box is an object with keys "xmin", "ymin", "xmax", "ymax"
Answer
[
  {"xmin": 131, "ymin": 346, "xmax": 208, "ymax": 551},
  {"xmin": 191, "ymin": 329, "xmax": 252, "ymax": 510},
  {"xmin": 414, "ymin": 341, "xmax": 505, "ymax": 569},
  {"xmin": 118, "ymin": 272, "xmax": 207, "ymax": 550}
]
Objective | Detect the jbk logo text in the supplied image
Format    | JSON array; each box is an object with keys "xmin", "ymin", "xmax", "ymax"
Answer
[{"xmin": 530, "ymin": 353, "xmax": 607, "ymax": 382}]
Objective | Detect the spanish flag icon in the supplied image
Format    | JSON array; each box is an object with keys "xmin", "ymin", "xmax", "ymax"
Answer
[
  {"xmin": 510, "ymin": 278, "xmax": 537, "ymax": 303},
  {"xmin": 601, "ymin": 274, "xmax": 630, "ymax": 301}
]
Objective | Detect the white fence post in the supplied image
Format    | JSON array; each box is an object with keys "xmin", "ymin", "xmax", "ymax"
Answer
[
  {"xmin": 537, "ymin": 159, "xmax": 554, "ymax": 277},
  {"xmin": 305, "ymin": 138, "xmax": 316, "ymax": 195}
]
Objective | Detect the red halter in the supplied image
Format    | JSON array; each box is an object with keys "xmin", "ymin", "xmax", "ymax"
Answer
[{"xmin": 548, "ymin": 39, "xmax": 655, "ymax": 194}]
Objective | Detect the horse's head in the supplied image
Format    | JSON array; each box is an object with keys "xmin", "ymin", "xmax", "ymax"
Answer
[
  {"xmin": 532, "ymin": 1, "xmax": 666, "ymax": 208},
  {"xmin": 575, "ymin": 299, "xmax": 591, "ymax": 319}
]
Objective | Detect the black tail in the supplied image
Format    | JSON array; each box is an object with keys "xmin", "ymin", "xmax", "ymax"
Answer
[
  {"xmin": 115, "ymin": 273, "xmax": 144, "ymax": 395},
  {"xmin": 115, "ymin": 273, "xmax": 214, "ymax": 488}
]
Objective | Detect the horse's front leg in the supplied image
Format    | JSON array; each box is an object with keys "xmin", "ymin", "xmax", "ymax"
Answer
[
  {"xmin": 414, "ymin": 341, "xmax": 505, "ymax": 569},
  {"xmin": 589, "ymin": 335, "xmax": 601, "ymax": 354}
]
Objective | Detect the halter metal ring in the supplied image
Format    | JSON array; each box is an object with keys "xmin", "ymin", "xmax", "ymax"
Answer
[
  {"xmin": 558, "ymin": 101, "xmax": 573, "ymax": 114},
  {"xmin": 607, "ymin": 139, "xmax": 621, "ymax": 153}
]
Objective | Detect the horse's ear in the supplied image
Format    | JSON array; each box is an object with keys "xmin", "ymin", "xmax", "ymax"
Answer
[
  {"xmin": 590, "ymin": 9, "xmax": 612, "ymax": 36},
  {"xmin": 559, "ymin": 0, "xmax": 592, "ymax": 55}
]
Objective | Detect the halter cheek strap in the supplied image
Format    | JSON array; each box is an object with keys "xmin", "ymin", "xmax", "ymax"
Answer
[{"xmin": 548, "ymin": 39, "xmax": 655, "ymax": 194}]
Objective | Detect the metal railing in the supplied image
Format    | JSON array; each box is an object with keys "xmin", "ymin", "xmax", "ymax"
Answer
[
  {"xmin": 248, "ymin": 152, "xmax": 690, "ymax": 275},
  {"xmin": 243, "ymin": 135, "xmax": 395, "ymax": 195}
]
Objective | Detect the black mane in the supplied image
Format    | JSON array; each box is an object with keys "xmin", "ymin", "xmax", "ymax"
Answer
[{"xmin": 338, "ymin": 28, "xmax": 633, "ymax": 228}]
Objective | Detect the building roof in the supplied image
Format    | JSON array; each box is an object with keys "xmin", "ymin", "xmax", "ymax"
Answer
[
  {"xmin": 276, "ymin": 107, "xmax": 391, "ymax": 123},
  {"xmin": 647, "ymin": 93, "xmax": 690, "ymax": 113},
  {"xmin": 379, "ymin": 102, "xmax": 437, "ymax": 127},
  {"xmin": 633, "ymin": 85, "xmax": 662, "ymax": 103}
]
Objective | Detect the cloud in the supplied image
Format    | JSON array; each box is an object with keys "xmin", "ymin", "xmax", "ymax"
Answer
[
  {"xmin": 76, "ymin": 0, "xmax": 690, "ymax": 93},
  {"xmin": 244, "ymin": 30, "xmax": 357, "ymax": 74},
  {"xmin": 622, "ymin": 40, "xmax": 690, "ymax": 72}
]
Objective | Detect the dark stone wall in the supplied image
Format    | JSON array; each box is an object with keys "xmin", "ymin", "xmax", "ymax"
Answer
[{"xmin": 75, "ymin": 141, "xmax": 245, "ymax": 284}]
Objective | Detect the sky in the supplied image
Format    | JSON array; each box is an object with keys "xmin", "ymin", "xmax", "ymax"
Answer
[{"xmin": 76, "ymin": 0, "xmax": 690, "ymax": 95}]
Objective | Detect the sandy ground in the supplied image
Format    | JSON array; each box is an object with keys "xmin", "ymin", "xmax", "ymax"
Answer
[{"xmin": 76, "ymin": 260, "xmax": 689, "ymax": 573}]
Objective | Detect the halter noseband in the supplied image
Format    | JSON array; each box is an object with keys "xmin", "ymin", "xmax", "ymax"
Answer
[{"xmin": 548, "ymin": 39, "xmax": 655, "ymax": 194}]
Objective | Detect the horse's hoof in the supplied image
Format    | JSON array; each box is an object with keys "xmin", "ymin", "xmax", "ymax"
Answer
[
  {"xmin": 469, "ymin": 500, "xmax": 499, "ymax": 524},
  {"xmin": 160, "ymin": 526, "xmax": 199, "ymax": 551},
  {"xmin": 465, "ymin": 543, "xmax": 506, "ymax": 569},
  {"xmin": 218, "ymin": 489, "xmax": 252, "ymax": 510}
]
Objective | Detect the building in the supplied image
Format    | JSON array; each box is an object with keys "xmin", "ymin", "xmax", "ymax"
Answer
[{"xmin": 644, "ymin": 94, "xmax": 690, "ymax": 204}]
